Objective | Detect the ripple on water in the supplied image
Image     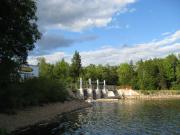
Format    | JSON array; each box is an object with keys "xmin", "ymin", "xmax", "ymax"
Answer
[{"xmin": 14, "ymin": 99, "xmax": 180, "ymax": 135}]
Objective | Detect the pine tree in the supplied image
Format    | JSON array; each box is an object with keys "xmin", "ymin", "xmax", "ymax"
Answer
[{"xmin": 70, "ymin": 51, "xmax": 82, "ymax": 82}]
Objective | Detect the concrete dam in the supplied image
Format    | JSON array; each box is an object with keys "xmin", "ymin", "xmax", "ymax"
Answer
[{"xmin": 77, "ymin": 78, "xmax": 140, "ymax": 100}]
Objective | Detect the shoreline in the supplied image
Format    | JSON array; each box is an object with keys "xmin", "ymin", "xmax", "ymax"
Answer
[
  {"xmin": 0, "ymin": 100, "xmax": 91, "ymax": 132},
  {"xmin": 137, "ymin": 95, "xmax": 180, "ymax": 99},
  {"xmin": 96, "ymin": 94, "xmax": 180, "ymax": 102},
  {"xmin": 1, "ymin": 94, "xmax": 179, "ymax": 132}
]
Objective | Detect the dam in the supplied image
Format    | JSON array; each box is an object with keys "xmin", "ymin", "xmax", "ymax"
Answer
[{"xmin": 77, "ymin": 78, "xmax": 140, "ymax": 100}]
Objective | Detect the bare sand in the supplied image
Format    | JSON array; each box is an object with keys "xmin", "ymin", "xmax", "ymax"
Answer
[{"xmin": 0, "ymin": 100, "xmax": 91, "ymax": 132}]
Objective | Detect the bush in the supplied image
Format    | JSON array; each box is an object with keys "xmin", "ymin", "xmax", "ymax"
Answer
[
  {"xmin": 0, "ymin": 128, "xmax": 8, "ymax": 135},
  {"xmin": 171, "ymin": 82, "xmax": 180, "ymax": 90},
  {"xmin": 21, "ymin": 78, "xmax": 69, "ymax": 104},
  {"xmin": 0, "ymin": 78, "xmax": 69, "ymax": 112}
]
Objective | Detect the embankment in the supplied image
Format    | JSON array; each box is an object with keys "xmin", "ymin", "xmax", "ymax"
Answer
[
  {"xmin": 0, "ymin": 100, "xmax": 91, "ymax": 132},
  {"xmin": 117, "ymin": 89, "xmax": 180, "ymax": 99},
  {"xmin": 137, "ymin": 90, "xmax": 180, "ymax": 99},
  {"xmin": 97, "ymin": 90, "xmax": 180, "ymax": 101}
]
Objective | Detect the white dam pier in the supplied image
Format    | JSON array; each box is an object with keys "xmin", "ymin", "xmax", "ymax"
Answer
[
  {"xmin": 78, "ymin": 78, "xmax": 118, "ymax": 100},
  {"xmin": 77, "ymin": 78, "xmax": 140, "ymax": 100}
]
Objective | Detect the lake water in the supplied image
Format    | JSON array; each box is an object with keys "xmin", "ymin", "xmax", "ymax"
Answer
[{"xmin": 14, "ymin": 99, "xmax": 180, "ymax": 135}]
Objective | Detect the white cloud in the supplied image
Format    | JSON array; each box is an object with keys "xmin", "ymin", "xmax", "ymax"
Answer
[
  {"xmin": 37, "ymin": 0, "xmax": 136, "ymax": 31},
  {"xmin": 28, "ymin": 30, "xmax": 180, "ymax": 66},
  {"xmin": 28, "ymin": 52, "xmax": 69, "ymax": 64},
  {"xmin": 162, "ymin": 32, "xmax": 171, "ymax": 36}
]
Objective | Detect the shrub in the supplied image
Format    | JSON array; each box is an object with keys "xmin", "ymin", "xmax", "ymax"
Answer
[
  {"xmin": 0, "ymin": 78, "xmax": 69, "ymax": 112},
  {"xmin": 0, "ymin": 128, "xmax": 8, "ymax": 135},
  {"xmin": 171, "ymin": 82, "xmax": 180, "ymax": 90}
]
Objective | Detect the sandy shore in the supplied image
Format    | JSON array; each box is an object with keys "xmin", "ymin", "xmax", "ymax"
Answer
[{"xmin": 0, "ymin": 100, "xmax": 91, "ymax": 132}]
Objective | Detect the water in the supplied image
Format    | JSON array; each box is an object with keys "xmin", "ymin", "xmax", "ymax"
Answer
[{"xmin": 14, "ymin": 99, "xmax": 180, "ymax": 135}]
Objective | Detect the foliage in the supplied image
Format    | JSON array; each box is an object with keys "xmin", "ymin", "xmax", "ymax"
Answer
[
  {"xmin": 53, "ymin": 59, "xmax": 71, "ymax": 83},
  {"xmin": 0, "ymin": 0, "xmax": 41, "ymax": 85},
  {"xmin": 70, "ymin": 51, "xmax": 82, "ymax": 81},
  {"xmin": 38, "ymin": 53, "xmax": 180, "ymax": 90},
  {"xmin": 0, "ymin": 59, "xmax": 20, "ymax": 88},
  {"xmin": 117, "ymin": 63, "xmax": 134, "ymax": 86},
  {"xmin": 0, "ymin": 129, "xmax": 8, "ymax": 135},
  {"xmin": 136, "ymin": 60, "xmax": 159, "ymax": 90},
  {"xmin": 38, "ymin": 58, "xmax": 73, "ymax": 85},
  {"xmin": 83, "ymin": 64, "xmax": 118, "ymax": 85},
  {"xmin": 136, "ymin": 54, "xmax": 180, "ymax": 90},
  {"xmin": 0, "ymin": 78, "xmax": 68, "ymax": 112},
  {"xmin": 38, "ymin": 58, "xmax": 54, "ymax": 79}
]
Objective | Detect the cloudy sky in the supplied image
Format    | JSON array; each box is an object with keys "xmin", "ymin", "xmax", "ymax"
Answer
[{"xmin": 28, "ymin": 0, "xmax": 180, "ymax": 66}]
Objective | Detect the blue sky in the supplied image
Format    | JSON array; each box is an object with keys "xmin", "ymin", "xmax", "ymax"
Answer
[{"xmin": 29, "ymin": 0, "xmax": 180, "ymax": 65}]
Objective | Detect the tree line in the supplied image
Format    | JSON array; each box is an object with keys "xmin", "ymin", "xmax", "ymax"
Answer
[{"xmin": 39, "ymin": 52, "xmax": 180, "ymax": 90}]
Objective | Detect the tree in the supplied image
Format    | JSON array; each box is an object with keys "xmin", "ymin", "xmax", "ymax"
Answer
[
  {"xmin": 0, "ymin": 0, "xmax": 41, "ymax": 85},
  {"xmin": 53, "ymin": 59, "xmax": 71, "ymax": 82},
  {"xmin": 38, "ymin": 58, "xmax": 54, "ymax": 79},
  {"xmin": 70, "ymin": 51, "xmax": 82, "ymax": 82},
  {"xmin": 83, "ymin": 64, "xmax": 118, "ymax": 85},
  {"xmin": 84, "ymin": 64, "xmax": 98, "ymax": 81},
  {"xmin": 155, "ymin": 59, "xmax": 168, "ymax": 89},
  {"xmin": 137, "ymin": 60, "xmax": 159, "ymax": 90},
  {"xmin": 163, "ymin": 54, "xmax": 178, "ymax": 86},
  {"xmin": 172, "ymin": 55, "xmax": 180, "ymax": 89},
  {"xmin": 117, "ymin": 63, "xmax": 134, "ymax": 87}
]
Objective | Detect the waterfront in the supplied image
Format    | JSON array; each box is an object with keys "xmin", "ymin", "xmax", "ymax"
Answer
[{"xmin": 13, "ymin": 99, "xmax": 180, "ymax": 135}]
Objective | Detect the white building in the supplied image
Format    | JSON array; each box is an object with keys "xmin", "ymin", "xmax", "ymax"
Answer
[{"xmin": 20, "ymin": 65, "xmax": 39, "ymax": 80}]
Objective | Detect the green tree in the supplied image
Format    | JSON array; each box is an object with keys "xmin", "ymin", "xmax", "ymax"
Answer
[
  {"xmin": 84, "ymin": 64, "xmax": 98, "ymax": 80},
  {"xmin": 0, "ymin": 0, "xmax": 41, "ymax": 85},
  {"xmin": 137, "ymin": 60, "xmax": 159, "ymax": 90},
  {"xmin": 83, "ymin": 64, "xmax": 118, "ymax": 85},
  {"xmin": 172, "ymin": 55, "xmax": 180, "ymax": 89},
  {"xmin": 155, "ymin": 59, "xmax": 168, "ymax": 89},
  {"xmin": 53, "ymin": 59, "xmax": 71, "ymax": 82},
  {"xmin": 38, "ymin": 58, "xmax": 54, "ymax": 79},
  {"xmin": 117, "ymin": 63, "xmax": 134, "ymax": 86},
  {"xmin": 163, "ymin": 54, "xmax": 178, "ymax": 88},
  {"xmin": 70, "ymin": 51, "xmax": 82, "ymax": 81}
]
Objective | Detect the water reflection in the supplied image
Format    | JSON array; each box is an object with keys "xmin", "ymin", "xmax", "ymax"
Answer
[{"xmin": 14, "ymin": 99, "xmax": 180, "ymax": 135}]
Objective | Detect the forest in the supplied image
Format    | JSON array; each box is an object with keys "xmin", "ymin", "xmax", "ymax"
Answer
[{"xmin": 39, "ymin": 52, "xmax": 180, "ymax": 91}]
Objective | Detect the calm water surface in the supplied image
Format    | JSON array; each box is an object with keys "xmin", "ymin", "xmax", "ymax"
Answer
[{"xmin": 14, "ymin": 99, "xmax": 180, "ymax": 135}]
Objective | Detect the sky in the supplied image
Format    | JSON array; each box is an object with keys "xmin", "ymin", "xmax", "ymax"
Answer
[{"xmin": 28, "ymin": 0, "xmax": 180, "ymax": 66}]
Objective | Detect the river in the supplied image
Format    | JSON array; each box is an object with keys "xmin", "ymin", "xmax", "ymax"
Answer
[{"xmin": 14, "ymin": 99, "xmax": 180, "ymax": 135}]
